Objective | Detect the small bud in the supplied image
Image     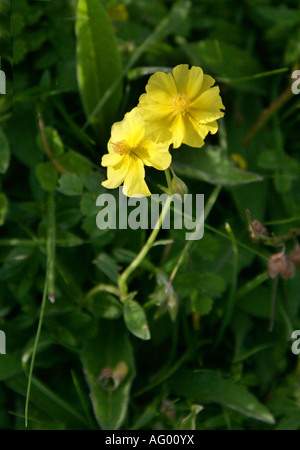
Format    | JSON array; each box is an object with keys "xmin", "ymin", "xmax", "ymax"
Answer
[
  {"xmin": 170, "ymin": 174, "xmax": 188, "ymax": 199},
  {"xmin": 97, "ymin": 360, "xmax": 129, "ymax": 391},
  {"xmin": 249, "ymin": 219, "xmax": 268, "ymax": 242},
  {"xmin": 268, "ymin": 248, "xmax": 295, "ymax": 280},
  {"xmin": 290, "ymin": 243, "xmax": 300, "ymax": 270},
  {"xmin": 161, "ymin": 399, "xmax": 176, "ymax": 422}
]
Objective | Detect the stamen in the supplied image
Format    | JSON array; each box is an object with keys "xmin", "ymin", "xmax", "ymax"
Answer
[
  {"xmin": 169, "ymin": 93, "xmax": 190, "ymax": 115},
  {"xmin": 112, "ymin": 140, "xmax": 131, "ymax": 155}
]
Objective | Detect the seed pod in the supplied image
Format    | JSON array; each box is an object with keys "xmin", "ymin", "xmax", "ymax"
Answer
[
  {"xmin": 268, "ymin": 248, "xmax": 295, "ymax": 280},
  {"xmin": 290, "ymin": 243, "xmax": 300, "ymax": 270},
  {"xmin": 249, "ymin": 219, "xmax": 268, "ymax": 242}
]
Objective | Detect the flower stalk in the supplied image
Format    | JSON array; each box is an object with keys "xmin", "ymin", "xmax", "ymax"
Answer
[{"xmin": 118, "ymin": 184, "xmax": 172, "ymax": 299}]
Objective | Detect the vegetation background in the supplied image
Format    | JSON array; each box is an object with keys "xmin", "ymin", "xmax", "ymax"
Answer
[{"xmin": 0, "ymin": 0, "xmax": 300, "ymax": 430}]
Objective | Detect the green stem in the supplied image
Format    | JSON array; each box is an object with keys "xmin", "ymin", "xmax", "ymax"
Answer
[
  {"xmin": 213, "ymin": 222, "xmax": 238, "ymax": 350},
  {"xmin": 164, "ymin": 167, "xmax": 172, "ymax": 193},
  {"xmin": 47, "ymin": 194, "xmax": 56, "ymax": 303},
  {"xmin": 25, "ymin": 193, "xmax": 56, "ymax": 427},
  {"xmin": 84, "ymin": 283, "xmax": 121, "ymax": 304},
  {"xmin": 118, "ymin": 193, "xmax": 172, "ymax": 298}
]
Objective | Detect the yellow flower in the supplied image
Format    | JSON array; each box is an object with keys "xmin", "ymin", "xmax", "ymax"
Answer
[
  {"xmin": 101, "ymin": 108, "xmax": 172, "ymax": 197},
  {"xmin": 138, "ymin": 64, "xmax": 225, "ymax": 149}
]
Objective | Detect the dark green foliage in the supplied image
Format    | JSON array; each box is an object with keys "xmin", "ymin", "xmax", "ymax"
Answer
[{"xmin": 0, "ymin": 0, "xmax": 300, "ymax": 431}]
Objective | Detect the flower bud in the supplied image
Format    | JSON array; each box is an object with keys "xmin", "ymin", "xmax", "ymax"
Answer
[
  {"xmin": 97, "ymin": 360, "xmax": 128, "ymax": 391},
  {"xmin": 268, "ymin": 249, "xmax": 295, "ymax": 280},
  {"xmin": 170, "ymin": 174, "xmax": 188, "ymax": 199}
]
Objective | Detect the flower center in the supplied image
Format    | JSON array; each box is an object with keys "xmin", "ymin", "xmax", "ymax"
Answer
[
  {"xmin": 112, "ymin": 140, "xmax": 131, "ymax": 155},
  {"xmin": 169, "ymin": 93, "xmax": 190, "ymax": 115}
]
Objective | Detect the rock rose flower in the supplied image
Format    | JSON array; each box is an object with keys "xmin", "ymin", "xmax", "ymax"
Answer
[
  {"xmin": 138, "ymin": 64, "xmax": 225, "ymax": 148},
  {"xmin": 101, "ymin": 108, "xmax": 172, "ymax": 197}
]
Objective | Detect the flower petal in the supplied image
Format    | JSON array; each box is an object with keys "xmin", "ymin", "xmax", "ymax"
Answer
[
  {"xmin": 135, "ymin": 140, "xmax": 172, "ymax": 170},
  {"xmin": 189, "ymin": 86, "xmax": 225, "ymax": 123},
  {"xmin": 138, "ymin": 95, "xmax": 172, "ymax": 121},
  {"xmin": 204, "ymin": 120, "xmax": 218, "ymax": 135},
  {"xmin": 110, "ymin": 108, "xmax": 145, "ymax": 148},
  {"xmin": 102, "ymin": 155, "xmax": 130, "ymax": 189},
  {"xmin": 173, "ymin": 64, "xmax": 190, "ymax": 93},
  {"xmin": 182, "ymin": 116, "xmax": 206, "ymax": 148},
  {"xmin": 173, "ymin": 65, "xmax": 204, "ymax": 101},
  {"xmin": 170, "ymin": 114, "xmax": 186, "ymax": 148},
  {"xmin": 101, "ymin": 152, "xmax": 123, "ymax": 167},
  {"xmin": 144, "ymin": 71, "xmax": 177, "ymax": 103},
  {"xmin": 123, "ymin": 155, "xmax": 151, "ymax": 197},
  {"xmin": 199, "ymin": 74, "xmax": 216, "ymax": 94},
  {"xmin": 185, "ymin": 66, "xmax": 204, "ymax": 100}
]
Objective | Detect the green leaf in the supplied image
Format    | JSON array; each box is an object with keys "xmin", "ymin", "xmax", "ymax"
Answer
[
  {"xmin": 57, "ymin": 150, "xmax": 92, "ymax": 175},
  {"xmin": 170, "ymin": 370, "xmax": 275, "ymax": 425},
  {"xmin": 191, "ymin": 293, "xmax": 214, "ymax": 316},
  {"xmin": 93, "ymin": 253, "xmax": 119, "ymax": 283},
  {"xmin": 81, "ymin": 320, "xmax": 135, "ymax": 430},
  {"xmin": 0, "ymin": 192, "xmax": 9, "ymax": 225},
  {"xmin": 80, "ymin": 192, "xmax": 97, "ymax": 216},
  {"xmin": 57, "ymin": 173, "xmax": 83, "ymax": 196},
  {"xmin": 0, "ymin": 126, "xmax": 10, "ymax": 174},
  {"xmin": 175, "ymin": 272, "xmax": 226, "ymax": 298},
  {"xmin": 256, "ymin": 6, "xmax": 300, "ymax": 25},
  {"xmin": 173, "ymin": 147, "xmax": 263, "ymax": 186},
  {"xmin": 35, "ymin": 162, "xmax": 58, "ymax": 192},
  {"xmin": 87, "ymin": 293, "xmax": 123, "ymax": 320},
  {"xmin": 123, "ymin": 299, "xmax": 151, "ymax": 340},
  {"xmin": 36, "ymin": 127, "xmax": 64, "ymax": 158},
  {"xmin": 186, "ymin": 39, "xmax": 264, "ymax": 93},
  {"xmin": 0, "ymin": 350, "xmax": 23, "ymax": 381},
  {"xmin": 76, "ymin": 0, "xmax": 122, "ymax": 143}
]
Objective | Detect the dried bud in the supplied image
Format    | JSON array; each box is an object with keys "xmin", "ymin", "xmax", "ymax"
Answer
[
  {"xmin": 268, "ymin": 248, "xmax": 295, "ymax": 280},
  {"xmin": 97, "ymin": 360, "xmax": 129, "ymax": 391},
  {"xmin": 170, "ymin": 174, "xmax": 188, "ymax": 199},
  {"xmin": 249, "ymin": 219, "xmax": 268, "ymax": 242},
  {"xmin": 161, "ymin": 399, "xmax": 176, "ymax": 422},
  {"xmin": 290, "ymin": 243, "xmax": 300, "ymax": 270}
]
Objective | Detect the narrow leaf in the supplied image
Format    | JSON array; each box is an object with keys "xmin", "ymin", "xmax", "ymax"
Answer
[
  {"xmin": 170, "ymin": 370, "xmax": 275, "ymax": 425},
  {"xmin": 76, "ymin": 0, "xmax": 122, "ymax": 143},
  {"xmin": 0, "ymin": 126, "xmax": 10, "ymax": 173},
  {"xmin": 81, "ymin": 320, "xmax": 135, "ymax": 430}
]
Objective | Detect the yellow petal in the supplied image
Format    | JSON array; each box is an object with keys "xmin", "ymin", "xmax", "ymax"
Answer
[
  {"xmin": 138, "ymin": 95, "xmax": 172, "ymax": 121},
  {"xmin": 110, "ymin": 108, "xmax": 145, "ymax": 148},
  {"xmin": 185, "ymin": 66, "xmax": 204, "ymax": 101},
  {"xmin": 102, "ymin": 156, "xmax": 130, "ymax": 189},
  {"xmin": 172, "ymin": 64, "xmax": 190, "ymax": 93},
  {"xmin": 123, "ymin": 155, "xmax": 151, "ymax": 197},
  {"xmin": 135, "ymin": 140, "xmax": 172, "ymax": 170},
  {"xmin": 182, "ymin": 116, "xmax": 206, "ymax": 148},
  {"xmin": 170, "ymin": 114, "xmax": 186, "ymax": 149},
  {"xmin": 204, "ymin": 120, "xmax": 218, "ymax": 135},
  {"xmin": 144, "ymin": 71, "xmax": 177, "ymax": 103},
  {"xmin": 199, "ymin": 74, "xmax": 216, "ymax": 94},
  {"xmin": 101, "ymin": 152, "xmax": 123, "ymax": 167},
  {"xmin": 190, "ymin": 86, "xmax": 225, "ymax": 123},
  {"xmin": 173, "ymin": 65, "xmax": 204, "ymax": 101}
]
